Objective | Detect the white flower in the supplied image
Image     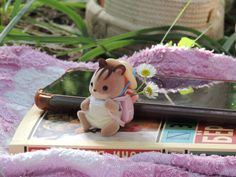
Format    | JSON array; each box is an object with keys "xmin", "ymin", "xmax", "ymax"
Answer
[
  {"xmin": 136, "ymin": 63, "xmax": 156, "ymax": 78},
  {"xmin": 143, "ymin": 82, "xmax": 159, "ymax": 99}
]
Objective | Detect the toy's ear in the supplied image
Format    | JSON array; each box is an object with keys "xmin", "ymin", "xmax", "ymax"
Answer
[
  {"xmin": 98, "ymin": 59, "xmax": 107, "ymax": 68},
  {"xmin": 114, "ymin": 65, "xmax": 126, "ymax": 75}
]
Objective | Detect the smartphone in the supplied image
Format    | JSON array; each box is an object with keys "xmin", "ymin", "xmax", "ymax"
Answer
[{"xmin": 35, "ymin": 69, "xmax": 236, "ymax": 122}]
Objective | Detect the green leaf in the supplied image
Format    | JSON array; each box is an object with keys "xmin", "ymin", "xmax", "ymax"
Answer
[
  {"xmin": 223, "ymin": 33, "xmax": 236, "ymax": 52},
  {"xmin": 4, "ymin": 0, "xmax": 12, "ymax": 13},
  {"xmin": 131, "ymin": 33, "xmax": 189, "ymax": 42},
  {"xmin": 0, "ymin": 0, "xmax": 35, "ymax": 45},
  {"xmin": 62, "ymin": 25, "xmax": 226, "ymax": 61},
  {"xmin": 60, "ymin": 25, "xmax": 228, "ymax": 61},
  {"xmin": 38, "ymin": 0, "xmax": 88, "ymax": 36},
  {"xmin": 79, "ymin": 39, "xmax": 145, "ymax": 61},
  {"xmin": 26, "ymin": 17, "xmax": 75, "ymax": 35},
  {"xmin": 48, "ymin": 21, "xmax": 81, "ymax": 35},
  {"xmin": 96, "ymin": 25, "xmax": 227, "ymax": 54},
  {"xmin": 10, "ymin": 0, "xmax": 22, "ymax": 19},
  {"xmin": 178, "ymin": 37, "xmax": 195, "ymax": 48},
  {"xmin": 58, "ymin": 33, "xmax": 192, "ymax": 57},
  {"xmin": 179, "ymin": 87, "xmax": 194, "ymax": 95},
  {"xmin": 56, "ymin": 43, "xmax": 96, "ymax": 57},
  {"xmin": 168, "ymin": 41, "xmax": 173, "ymax": 47},
  {"xmin": 0, "ymin": 25, "xmax": 25, "ymax": 35},
  {"xmin": 4, "ymin": 35, "xmax": 94, "ymax": 44},
  {"xmin": 62, "ymin": 1, "xmax": 86, "ymax": 9}
]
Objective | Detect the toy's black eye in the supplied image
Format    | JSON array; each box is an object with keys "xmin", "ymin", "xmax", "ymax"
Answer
[
  {"xmin": 90, "ymin": 82, "xmax": 93, "ymax": 87},
  {"xmin": 103, "ymin": 85, "xmax": 108, "ymax": 91}
]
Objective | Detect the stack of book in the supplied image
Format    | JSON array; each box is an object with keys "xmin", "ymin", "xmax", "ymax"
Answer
[{"xmin": 9, "ymin": 105, "xmax": 236, "ymax": 157}]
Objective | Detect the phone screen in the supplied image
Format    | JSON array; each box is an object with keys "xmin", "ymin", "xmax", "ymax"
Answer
[
  {"xmin": 43, "ymin": 70, "xmax": 93, "ymax": 97},
  {"xmin": 42, "ymin": 69, "xmax": 236, "ymax": 111}
]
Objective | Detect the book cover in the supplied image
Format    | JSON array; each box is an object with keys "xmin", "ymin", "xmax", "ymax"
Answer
[{"xmin": 9, "ymin": 105, "xmax": 236, "ymax": 157}]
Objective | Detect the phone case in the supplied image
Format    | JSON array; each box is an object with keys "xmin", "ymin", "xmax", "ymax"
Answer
[{"xmin": 35, "ymin": 69, "xmax": 236, "ymax": 123}]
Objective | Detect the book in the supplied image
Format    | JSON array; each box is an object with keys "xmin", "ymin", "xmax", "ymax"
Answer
[{"xmin": 9, "ymin": 105, "xmax": 236, "ymax": 157}]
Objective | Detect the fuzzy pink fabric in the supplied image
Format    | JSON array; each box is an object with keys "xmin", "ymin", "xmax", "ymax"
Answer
[
  {"xmin": 122, "ymin": 45, "xmax": 236, "ymax": 81},
  {"xmin": 1, "ymin": 45, "xmax": 236, "ymax": 177},
  {"xmin": 0, "ymin": 46, "xmax": 96, "ymax": 154}
]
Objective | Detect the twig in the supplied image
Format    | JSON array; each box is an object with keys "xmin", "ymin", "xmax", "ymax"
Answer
[
  {"xmin": 164, "ymin": 93, "xmax": 175, "ymax": 105},
  {"xmin": 194, "ymin": 24, "xmax": 213, "ymax": 43},
  {"xmin": 160, "ymin": 0, "xmax": 192, "ymax": 44}
]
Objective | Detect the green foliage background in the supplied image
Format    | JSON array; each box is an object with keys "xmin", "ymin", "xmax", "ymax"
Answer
[{"xmin": 0, "ymin": 0, "xmax": 235, "ymax": 61}]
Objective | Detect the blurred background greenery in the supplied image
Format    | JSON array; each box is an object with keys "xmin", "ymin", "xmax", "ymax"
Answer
[{"xmin": 0, "ymin": 0, "xmax": 235, "ymax": 62}]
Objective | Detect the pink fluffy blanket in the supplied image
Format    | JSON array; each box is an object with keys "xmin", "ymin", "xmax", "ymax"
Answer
[{"xmin": 1, "ymin": 45, "xmax": 236, "ymax": 177}]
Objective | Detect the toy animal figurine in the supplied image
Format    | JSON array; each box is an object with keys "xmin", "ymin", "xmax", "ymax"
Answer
[{"xmin": 77, "ymin": 59, "xmax": 137, "ymax": 136}]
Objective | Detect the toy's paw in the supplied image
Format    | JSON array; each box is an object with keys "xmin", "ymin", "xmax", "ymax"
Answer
[
  {"xmin": 105, "ymin": 99, "xmax": 119, "ymax": 112},
  {"xmin": 80, "ymin": 98, "xmax": 90, "ymax": 111},
  {"xmin": 77, "ymin": 111, "xmax": 91, "ymax": 131},
  {"xmin": 81, "ymin": 104, "xmax": 89, "ymax": 111},
  {"xmin": 101, "ymin": 121, "xmax": 120, "ymax": 136},
  {"xmin": 75, "ymin": 127, "xmax": 85, "ymax": 134},
  {"xmin": 81, "ymin": 100, "xmax": 89, "ymax": 111}
]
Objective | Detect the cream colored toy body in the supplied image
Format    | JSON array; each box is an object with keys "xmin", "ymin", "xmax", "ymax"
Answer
[{"xmin": 77, "ymin": 59, "xmax": 137, "ymax": 136}]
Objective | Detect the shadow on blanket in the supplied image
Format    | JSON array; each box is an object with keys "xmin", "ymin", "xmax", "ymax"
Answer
[{"xmin": 0, "ymin": 46, "xmax": 236, "ymax": 177}]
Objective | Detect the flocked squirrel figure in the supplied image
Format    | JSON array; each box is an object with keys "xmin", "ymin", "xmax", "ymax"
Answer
[{"xmin": 77, "ymin": 59, "xmax": 137, "ymax": 136}]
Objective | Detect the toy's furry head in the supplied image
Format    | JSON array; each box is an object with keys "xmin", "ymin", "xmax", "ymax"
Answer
[{"xmin": 89, "ymin": 59, "xmax": 127, "ymax": 99}]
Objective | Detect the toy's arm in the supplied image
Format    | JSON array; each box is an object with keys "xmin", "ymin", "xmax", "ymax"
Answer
[
  {"xmin": 105, "ymin": 99, "xmax": 119, "ymax": 113},
  {"xmin": 126, "ymin": 89, "xmax": 139, "ymax": 103},
  {"xmin": 80, "ymin": 97, "xmax": 90, "ymax": 111}
]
